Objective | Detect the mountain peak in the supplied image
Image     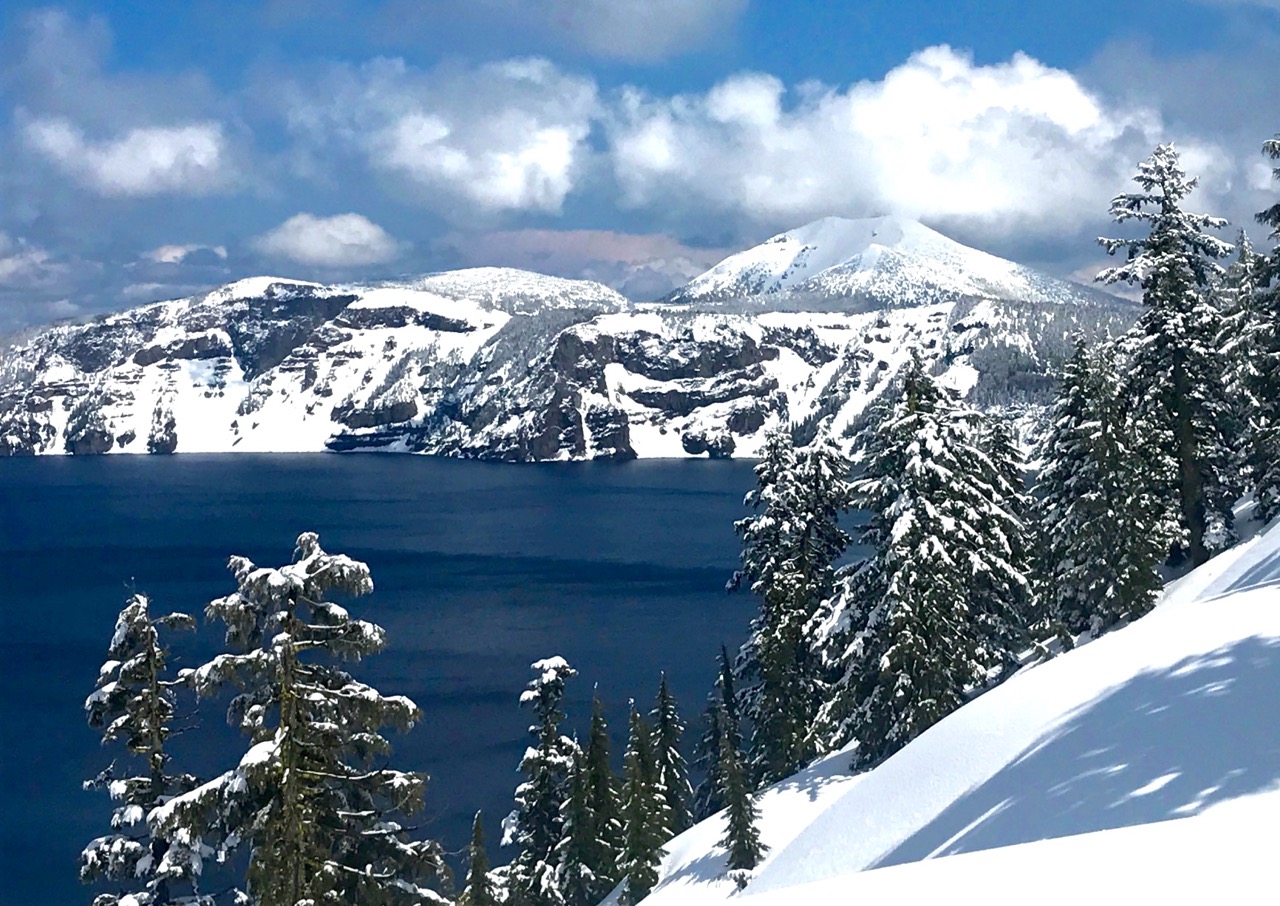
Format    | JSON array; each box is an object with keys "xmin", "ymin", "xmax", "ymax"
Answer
[{"xmin": 664, "ymin": 215, "xmax": 1115, "ymax": 311}]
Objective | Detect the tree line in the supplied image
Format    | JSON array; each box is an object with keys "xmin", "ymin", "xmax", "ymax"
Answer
[{"xmin": 79, "ymin": 538, "xmax": 709, "ymax": 906}]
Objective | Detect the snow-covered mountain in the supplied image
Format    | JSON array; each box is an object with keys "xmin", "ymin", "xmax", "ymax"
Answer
[
  {"xmin": 0, "ymin": 221, "xmax": 1136, "ymax": 460},
  {"xmin": 666, "ymin": 215, "xmax": 1118, "ymax": 311},
  {"xmin": 617, "ymin": 516, "xmax": 1280, "ymax": 904}
]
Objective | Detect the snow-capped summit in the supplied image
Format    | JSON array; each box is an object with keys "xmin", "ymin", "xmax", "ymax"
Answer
[
  {"xmin": 665, "ymin": 215, "xmax": 1114, "ymax": 310},
  {"xmin": 407, "ymin": 267, "xmax": 630, "ymax": 316}
]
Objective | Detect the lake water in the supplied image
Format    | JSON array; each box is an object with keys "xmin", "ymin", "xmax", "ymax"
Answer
[{"xmin": 0, "ymin": 454, "xmax": 759, "ymax": 902}]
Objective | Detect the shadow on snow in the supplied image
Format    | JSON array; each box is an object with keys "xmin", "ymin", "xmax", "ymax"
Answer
[{"xmin": 872, "ymin": 635, "xmax": 1280, "ymax": 868}]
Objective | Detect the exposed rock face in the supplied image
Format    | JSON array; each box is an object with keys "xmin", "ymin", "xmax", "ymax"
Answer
[{"xmin": 0, "ymin": 235, "xmax": 1139, "ymax": 460}]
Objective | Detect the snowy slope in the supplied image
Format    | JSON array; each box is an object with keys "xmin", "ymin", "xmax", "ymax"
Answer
[
  {"xmin": 627, "ymin": 518, "xmax": 1280, "ymax": 904},
  {"xmin": 667, "ymin": 215, "xmax": 1119, "ymax": 311}
]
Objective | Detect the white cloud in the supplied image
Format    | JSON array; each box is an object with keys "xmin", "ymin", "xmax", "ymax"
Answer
[
  {"xmin": 22, "ymin": 117, "xmax": 233, "ymax": 197},
  {"xmin": 276, "ymin": 57, "xmax": 599, "ymax": 216},
  {"xmin": 141, "ymin": 244, "xmax": 229, "ymax": 265},
  {"xmin": 0, "ymin": 233, "xmax": 63, "ymax": 286},
  {"xmin": 607, "ymin": 46, "xmax": 1180, "ymax": 236},
  {"xmin": 253, "ymin": 213, "xmax": 402, "ymax": 267}
]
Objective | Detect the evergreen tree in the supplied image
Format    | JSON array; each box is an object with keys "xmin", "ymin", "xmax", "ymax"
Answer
[
  {"xmin": 618, "ymin": 706, "xmax": 670, "ymax": 905},
  {"xmin": 1218, "ymin": 231, "xmax": 1264, "ymax": 498},
  {"xmin": 460, "ymin": 812, "xmax": 498, "ymax": 906},
  {"xmin": 81, "ymin": 594, "xmax": 209, "ymax": 906},
  {"xmin": 1245, "ymin": 134, "xmax": 1280, "ymax": 521},
  {"xmin": 973, "ymin": 414, "xmax": 1037, "ymax": 665},
  {"xmin": 1098, "ymin": 143, "xmax": 1236, "ymax": 565},
  {"xmin": 508, "ymin": 656, "xmax": 579, "ymax": 906},
  {"xmin": 582, "ymin": 695, "xmax": 622, "ymax": 887},
  {"xmin": 1036, "ymin": 340, "xmax": 1179, "ymax": 639},
  {"xmin": 650, "ymin": 673, "xmax": 693, "ymax": 834},
  {"xmin": 815, "ymin": 356, "xmax": 1031, "ymax": 765},
  {"xmin": 692, "ymin": 646, "xmax": 741, "ymax": 821},
  {"xmin": 735, "ymin": 432, "xmax": 852, "ymax": 784},
  {"xmin": 717, "ymin": 704, "xmax": 766, "ymax": 883},
  {"xmin": 152, "ymin": 533, "xmax": 448, "ymax": 906},
  {"xmin": 553, "ymin": 748, "xmax": 598, "ymax": 906}
]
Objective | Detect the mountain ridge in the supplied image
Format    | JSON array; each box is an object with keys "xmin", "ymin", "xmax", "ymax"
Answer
[{"xmin": 0, "ymin": 223, "xmax": 1136, "ymax": 460}]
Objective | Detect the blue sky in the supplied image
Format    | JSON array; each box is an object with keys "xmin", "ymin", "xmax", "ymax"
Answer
[{"xmin": 0, "ymin": 0, "xmax": 1277, "ymax": 330}]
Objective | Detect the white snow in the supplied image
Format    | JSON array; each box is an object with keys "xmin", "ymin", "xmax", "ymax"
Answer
[
  {"xmin": 670, "ymin": 214, "xmax": 1123, "ymax": 321},
  {"xmin": 631, "ymin": 518, "xmax": 1280, "ymax": 904}
]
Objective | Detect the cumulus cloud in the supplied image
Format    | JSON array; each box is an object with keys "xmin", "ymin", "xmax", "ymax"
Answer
[
  {"xmin": 273, "ymin": 57, "xmax": 598, "ymax": 217},
  {"xmin": 605, "ymin": 46, "xmax": 1190, "ymax": 237},
  {"xmin": 21, "ymin": 117, "xmax": 234, "ymax": 197},
  {"xmin": 141, "ymin": 244, "xmax": 229, "ymax": 265},
  {"xmin": 253, "ymin": 213, "xmax": 403, "ymax": 267}
]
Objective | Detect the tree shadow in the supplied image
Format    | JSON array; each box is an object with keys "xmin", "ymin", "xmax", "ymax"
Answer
[
  {"xmin": 872, "ymin": 635, "xmax": 1280, "ymax": 868},
  {"xmin": 1220, "ymin": 547, "xmax": 1280, "ymax": 596},
  {"xmin": 769, "ymin": 760, "xmax": 857, "ymax": 803}
]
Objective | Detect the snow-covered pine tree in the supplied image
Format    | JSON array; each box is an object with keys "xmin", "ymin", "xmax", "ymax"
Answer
[
  {"xmin": 508, "ymin": 656, "xmax": 579, "ymax": 906},
  {"xmin": 650, "ymin": 673, "xmax": 692, "ymax": 834},
  {"xmin": 618, "ymin": 705, "xmax": 671, "ymax": 905},
  {"xmin": 814, "ymin": 355, "xmax": 1030, "ymax": 766},
  {"xmin": 735, "ymin": 432, "xmax": 852, "ymax": 785},
  {"xmin": 973, "ymin": 414, "xmax": 1037, "ymax": 663},
  {"xmin": 691, "ymin": 646, "xmax": 741, "ymax": 821},
  {"xmin": 1098, "ymin": 143, "xmax": 1237, "ymax": 565},
  {"xmin": 582, "ymin": 694, "xmax": 622, "ymax": 890},
  {"xmin": 717, "ymin": 702, "xmax": 766, "ymax": 886},
  {"xmin": 152, "ymin": 533, "xmax": 448, "ymax": 906},
  {"xmin": 81, "ymin": 594, "xmax": 209, "ymax": 906},
  {"xmin": 1244, "ymin": 134, "xmax": 1280, "ymax": 521},
  {"xmin": 553, "ymin": 747, "xmax": 597, "ymax": 906},
  {"xmin": 1036, "ymin": 340, "xmax": 1179, "ymax": 639},
  {"xmin": 460, "ymin": 811, "xmax": 498, "ymax": 906},
  {"xmin": 691, "ymin": 703, "xmax": 725, "ymax": 824}
]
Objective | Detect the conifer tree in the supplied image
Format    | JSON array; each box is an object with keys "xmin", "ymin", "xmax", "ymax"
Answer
[
  {"xmin": 583, "ymin": 695, "xmax": 622, "ymax": 886},
  {"xmin": 735, "ymin": 432, "xmax": 852, "ymax": 784},
  {"xmin": 973, "ymin": 414, "xmax": 1037, "ymax": 664},
  {"xmin": 460, "ymin": 812, "xmax": 498, "ymax": 906},
  {"xmin": 618, "ymin": 706, "xmax": 670, "ymax": 905},
  {"xmin": 508, "ymin": 656, "xmax": 579, "ymax": 906},
  {"xmin": 152, "ymin": 533, "xmax": 448, "ymax": 906},
  {"xmin": 1036, "ymin": 340, "xmax": 1179, "ymax": 639},
  {"xmin": 815, "ymin": 356, "xmax": 1031, "ymax": 765},
  {"xmin": 554, "ymin": 748, "xmax": 599, "ymax": 906},
  {"xmin": 81, "ymin": 594, "xmax": 209, "ymax": 906},
  {"xmin": 1245, "ymin": 134, "xmax": 1280, "ymax": 521},
  {"xmin": 1218, "ymin": 231, "xmax": 1264, "ymax": 497},
  {"xmin": 650, "ymin": 673, "xmax": 693, "ymax": 834},
  {"xmin": 692, "ymin": 646, "xmax": 741, "ymax": 821},
  {"xmin": 717, "ymin": 703, "xmax": 766, "ymax": 883},
  {"xmin": 1098, "ymin": 143, "xmax": 1236, "ymax": 564}
]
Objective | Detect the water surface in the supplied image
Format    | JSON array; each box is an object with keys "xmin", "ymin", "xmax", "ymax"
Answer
[{"xmin": 0, "ymin": 454, "xmax": 757, "ymax": 901}]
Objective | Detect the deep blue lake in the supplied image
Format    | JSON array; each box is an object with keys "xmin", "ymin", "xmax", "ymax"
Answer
[{"xmin": 0, "ymin": 454, "xmax": 758, "ymax": 902}]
